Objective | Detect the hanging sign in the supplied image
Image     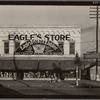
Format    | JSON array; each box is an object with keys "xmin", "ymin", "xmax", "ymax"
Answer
[{"xmin": 15, "ymin": 38, "xmax": 64, "ymax": 55}]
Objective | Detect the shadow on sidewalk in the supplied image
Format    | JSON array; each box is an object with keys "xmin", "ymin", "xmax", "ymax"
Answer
[
  {"xmin": 0, "ymin": 81, "xmax": 100, "ymax": 99},
  {"xmin": 14, "ymin": 80, "xmax": 71, "ymax": 95},
  {"xmin": 0, "ymin": 84, "xmax": 23, "ymax": 98}
]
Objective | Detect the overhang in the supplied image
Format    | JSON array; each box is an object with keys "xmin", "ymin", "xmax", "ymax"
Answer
[
  {"xmin": 14, "ymin": 60, "xmax": 38, "ymax": 70},
  {"xmin": 60, "ymin": 60, "xmax": 76, "ymax": 71},
  {"xmin": 0, "ymin": 60, "xmax": 15, "ymax": 71},
  {"xmin": 39, "ymin": 60, "xmax": 59, "ymax": 70},
  {"xmin": 0, "ymin": 59, "xmax": 79, "ymax": 71},
  {"xmin": 0, "ymin": 60, "xmax": 38, "ymax": 71}
]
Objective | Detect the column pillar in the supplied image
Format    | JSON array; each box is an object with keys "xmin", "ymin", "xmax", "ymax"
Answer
[
  {"xmin": 9, "ymin": 41, "xmax": 14, "ymax": 55},
  {"xmin": 64, "ymin": 41, "xmax": 69, "ymax": 55}
]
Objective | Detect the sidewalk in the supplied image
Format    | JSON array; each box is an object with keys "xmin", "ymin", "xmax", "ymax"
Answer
[
  {"xmin": 0, "ymin": 79, "xmax": 100, "ymax": 98},
  {"xmin": 0, "ymin": 79, "xmax": 100, "ymax": 87},
  {"xmin": 79, "ymin": 80, "xmax": 100, "ymax": 87}
]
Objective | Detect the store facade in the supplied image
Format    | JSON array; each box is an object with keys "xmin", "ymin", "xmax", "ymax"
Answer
[{"xmin": 0, "ymin": 26, "xmax": 81, "ymax": 80}]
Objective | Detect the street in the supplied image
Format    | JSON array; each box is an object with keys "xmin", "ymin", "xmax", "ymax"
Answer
[{"xmin": 0, "ymin": 80, "xmax": 100, "ymax": 98}]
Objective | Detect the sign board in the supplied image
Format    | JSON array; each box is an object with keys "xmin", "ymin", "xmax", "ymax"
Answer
[
  {"xmin": 15, "ymin": 38, "xmax": 64, "ymax": 55},
  {"xmin": 84, "ymin": 53, "xmax": 100, "ymax": 59},
  {"xmin": 8, "ymin": 29, "xmax": 71, "ymax": 55},
  {"xmin": 1, "ymin": 26, "xmax": 80, "ymax": 55}
]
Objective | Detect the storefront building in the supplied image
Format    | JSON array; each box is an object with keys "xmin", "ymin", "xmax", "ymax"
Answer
[
  {"xmin": 81, "ymin": 60, "xmax": 100, "ymax": 80},
  {"xmin": 0, "ymin": 26, "xmax": 81, "ymax": 80}
]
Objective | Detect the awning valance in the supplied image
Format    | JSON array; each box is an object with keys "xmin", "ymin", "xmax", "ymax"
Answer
[
  {"xmin": 60, "ymin": 60, "xmax": 76, "ymax": 71},
  {"xmin": 14, "ymin": 60, "xmax": 38, "ymax": 70},
  {"xmin": 0, "ymin": 60, "xmax": 38, "ymax": 71},
  {"xmin": 0, "ymin": 60, "xmax": 15, "ymax": 71},
  {"xmin": 39, "ymin": 60, "xmax": 59, "ymax": 70},
  {"xmin": 0, "ymin": 60, "xmax": 80, "ymax": 71}
]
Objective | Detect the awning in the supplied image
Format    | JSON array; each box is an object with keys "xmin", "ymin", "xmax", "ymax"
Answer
[
  {"xmin": 0, "ymin": 60, "xmax": 38, "ymax": 71},
  {"xmin": 84, "ymin": 61, "xmax": 100, "ymax": 70},
  {"xmin": 0, "ymin": 60, "xmax": 15, "ymax": 71},
  {"xmin": 60, "ymin": 60, "xmax": 76, "ymax": 71},
  {"xmin": 39, "ymin": 60, "xmax": 59, "ymax": 70},
  {"xmin": 39, "ymin": 60, "xmax": 78, "ymax": 71},
  {"xmin": 14, "ymin": 60, "xmax": 38, "ymax": 70},
  {"xmin": 0, "ymin": 59, "xmax": 80, "ymax": 71}
]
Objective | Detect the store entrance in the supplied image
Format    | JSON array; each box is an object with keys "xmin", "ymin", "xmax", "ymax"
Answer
[{"xmin": 0, "ymin": 70, "xmax": 76, "ymax": 80}]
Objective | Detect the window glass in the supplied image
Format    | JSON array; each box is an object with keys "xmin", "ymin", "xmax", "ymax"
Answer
[
  {"xmin": 4, "ymin": 42, "xmax": 9, "ymax": 54},
  {"xmin": 58, "ymin": 41, "xmax": 64, "ymax": 54},
  {"xmin": 69, "ymin": 42, "xmax": 75, "ymax": 54}
]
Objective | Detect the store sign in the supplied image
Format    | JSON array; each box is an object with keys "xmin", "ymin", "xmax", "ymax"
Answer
[
  {"xmin": 7, "ymin": 33, "xmax": 71, "ymax": 55},
  {"xmin": 8, "ymin": 33, "xmax": 71, "ymax": 55},
  {"xmin": 8, "ymin": 34, "xmax": 70, "ymax": 41},
  {"xmin": 15, "ymin": 38, "xmax": 63, "ymax": 55}
]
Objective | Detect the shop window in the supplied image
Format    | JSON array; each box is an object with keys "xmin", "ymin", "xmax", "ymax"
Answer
[
  {"xmin": 0, "ymin": 72, "xmax": 17, "ymax": 79},
  {"xmin": 15, "ymin": 41, "xmax": 20, "ymax": 51},
  {"xmin": 4, "ymin": 42, "xmax": 9, "ymax": 54},
  {"xmin": 69, "ymin": 42, "xmax": 75, "ymax": 54}
]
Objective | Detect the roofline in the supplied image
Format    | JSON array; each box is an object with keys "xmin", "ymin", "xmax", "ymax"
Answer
[{"xmin": 0, "ymin": 25, "xmax": 81, "ymax": 29}]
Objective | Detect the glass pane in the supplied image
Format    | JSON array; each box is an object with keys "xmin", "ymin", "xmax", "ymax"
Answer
[
  {"xmin": 4, "ymin": 42, "xmax": 9, "ymax": 54},
  {"xmin": 70, "ymin": 42, "xmax": 75, "ymax": 54},
  {"xmin": 15, "ymin": 42, "xmax": 20, "ymax": 50}
]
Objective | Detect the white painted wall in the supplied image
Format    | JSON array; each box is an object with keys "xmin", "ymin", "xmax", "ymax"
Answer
[{"xmin": 0, "ymin": 26, "xmax": 81, "ymax": 58}]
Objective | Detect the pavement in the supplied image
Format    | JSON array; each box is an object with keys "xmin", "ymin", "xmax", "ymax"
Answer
[{"xmin": 0, "ymin": 79, "xmax": 100, "ymax": 98}]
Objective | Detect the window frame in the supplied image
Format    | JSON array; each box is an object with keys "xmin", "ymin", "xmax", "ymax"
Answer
[
  {"xmin": 3, "ymin": 41, "xmax": 9, "ymax": 54},
  {"xmin": 69, "ymin": 41, "xmax": 75, "ymax": 54}
]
